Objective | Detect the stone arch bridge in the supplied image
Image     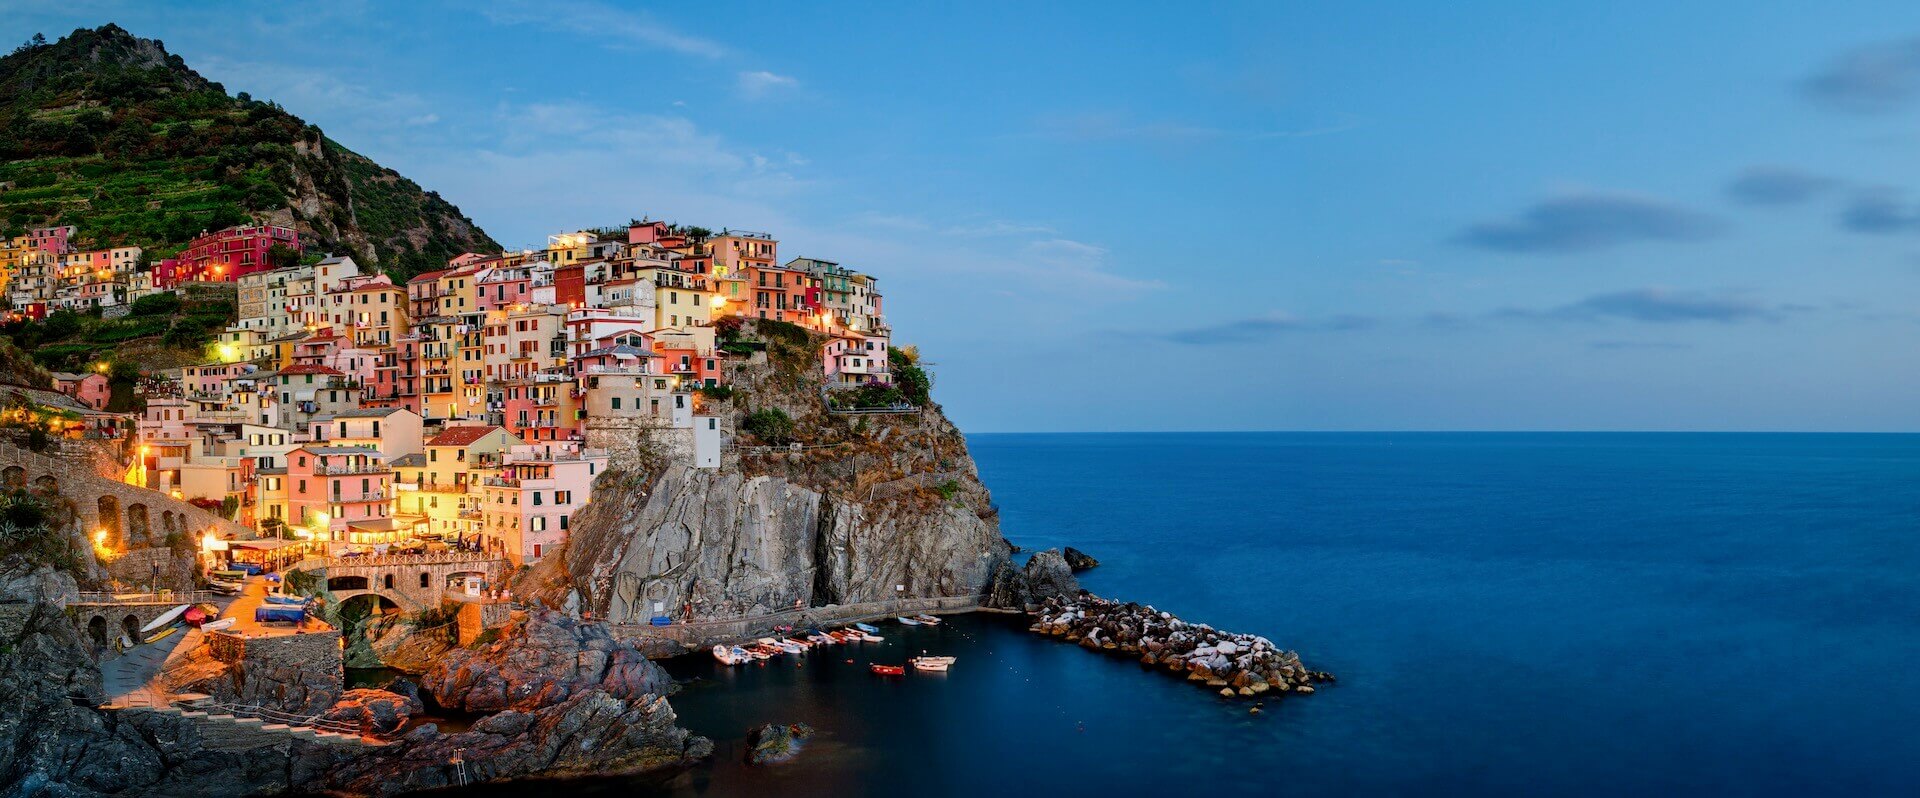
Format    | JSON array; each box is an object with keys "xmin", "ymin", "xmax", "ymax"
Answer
[
  {"xmin": 0, "ymin": 440, "xmax": 249, "ymax": 547},
  {"xmin": 291, "ymin": 553, "xmax": 510, "ymax": 613}
]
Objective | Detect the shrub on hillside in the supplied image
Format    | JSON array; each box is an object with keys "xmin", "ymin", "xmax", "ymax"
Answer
[{"xmin": 743, "ymin": 408, "xmax": 796, "ymax": 445}]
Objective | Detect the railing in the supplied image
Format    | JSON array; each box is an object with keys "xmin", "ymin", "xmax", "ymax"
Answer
[
  {"xmin": 314, "ymin": 463, "xmax": 391, "ymax": 475},
  {"xmin": 75, "ymin": 590, "xmax": 219, "ymax": 605},
  {"xmin": 329, "ymin": 491, "xmax": 387, "ymax": 503},
  {"xmin": 181, "ymin": 698, "xmax": 371, "ymax": 738},
  {"xmin": 309, "ymin": 552, "xmax": 506, "ymax": 569},
  {"xmin": 608, "ymin": 594, "xmax": 981, "ymax": 643}
]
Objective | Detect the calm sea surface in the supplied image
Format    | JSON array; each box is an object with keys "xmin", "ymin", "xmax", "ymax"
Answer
[{"xmin": 557, "ymin": 433, "xmax": 1920, "ymax": 796}]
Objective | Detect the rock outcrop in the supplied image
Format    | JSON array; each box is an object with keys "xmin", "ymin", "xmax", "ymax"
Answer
[
  {"xmin": 1063, "ymin": 546, "xmax": 1100, "ymax": 572},
  {"xmin": 320, "ymin": 688, "xmax": 421, "ymax": 736},
  {"xmin": 985, "ymin": 549, "xmax": 1082, "ymax": 610},
  {"xmin": 745, "ymin": 721, "xmax": 814, "ymax": 765},
  {"xmin": 419, "ymin": 609, "xmax": 675, "ymax": 714}
]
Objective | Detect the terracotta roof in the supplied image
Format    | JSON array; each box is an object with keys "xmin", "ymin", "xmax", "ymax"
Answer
[{"xmin": 428, "ymin": 425, "xmax": 509, "ymax": 447}]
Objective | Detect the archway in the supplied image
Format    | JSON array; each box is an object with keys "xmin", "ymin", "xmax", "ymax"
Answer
[
  {"xmin": 97, "ymin": 495, "xmax": 121, "ymax": 544},
  {"xmin": 2, "ymin": 465, "xmax": 23, "ymax": 490},
  {"xmin": 126, "ymin": 503, "xmax": 150, "ymax": 545},
  {"xmin": 87, "ymin": 615, "xmax": 108, "ymax": 650},
  {"xmin": 120, "ymin": 614, "xmax": 141, "ymax": 646},
  {"xmin": 328, "ymin": 575, "xmax": 370, "ymax": 591},
  {"xmin": 161, "ymin": 510, "xmax": 177, "ymax": 539},
  {"xmin": 340, "ymin": 592, "xmax": 401, "ymax": 616},
  {"xmin": 382, "ymin": 573, "xmax": 395, "ymax": 590},
  {"xmin": 32, "ymin": 475, "xmax": 57, "ymax": 496}
]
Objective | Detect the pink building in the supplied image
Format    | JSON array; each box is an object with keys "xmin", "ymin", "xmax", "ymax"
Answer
[
  {"xmin": 480, "ymin": 445, "xmax": 607, "ymax": 564},
  {"xmin": 284, "ymin": 445, "xmax": 394, "ymax": 541},
  {"xmin": 51, "ymin": 371, "xmax": 110, "ymax": 411},
  {"xmin": 155, "ymin": 224, "xmax": 301, "ymax": 287}
]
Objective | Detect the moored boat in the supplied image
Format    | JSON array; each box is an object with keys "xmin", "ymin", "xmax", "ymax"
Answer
[
  {"xmin": 870, "ymin": 663, "xmax": 905, "ymax": 676},
  {"xmin": 914, "ymin": 614, "xmax": 942, "ymax": 625},
  {"xmin": 916, "ymin": 655, "xmax": 957, "ymax": 665},
  {"xmin": 712, "ymin": 645, "xmax": 751, "ymax": 665},
  {"xmin": 858, "ymin": 631, "xmax": 884, "ymax": 642},
  {"xmin": 854, "ymin": 622, "xmax": 880, "ymax": 634},
  {"xmin": 909, "ymin": 657, "xmax": 950, "ymax": 672},
  {"xmin": 895, "ymin": 616, "xmax": 922, "ymax": 626},
  {"xmin": 139, "ymin": 605, "xmax": 189, "ymax": 634}
]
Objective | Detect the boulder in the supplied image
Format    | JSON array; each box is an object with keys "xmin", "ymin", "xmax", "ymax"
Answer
[
  {"xmin": 419, "ymin": 609, "xmax": 674, "ymax": 714},
  {"xmin": 321, "ymin": 688, "xmax": 418, "ymax": 735},
  {"xmin": 985, "ymin": 549, "xmax": 1081, "ymax": 610},
  {"xmin": 745, "ymin": 721, "xmax": 815, "ymax": 765},
  {"xmin": 1062, "ymin": 546, "xmax": 1100, "ymax": 572}
]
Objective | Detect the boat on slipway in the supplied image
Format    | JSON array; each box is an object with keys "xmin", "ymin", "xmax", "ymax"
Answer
[{"xmin": 712, "ymin": 645, "xmax": 752, "ymax": 665}]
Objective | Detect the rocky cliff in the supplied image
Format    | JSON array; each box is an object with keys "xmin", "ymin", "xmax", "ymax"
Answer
[{"xmin": 536, "ymin": 323, "xmax": 1012, "ymax": 624}]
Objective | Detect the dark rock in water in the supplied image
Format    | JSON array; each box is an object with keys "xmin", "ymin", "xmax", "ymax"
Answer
[
  {"xmin": 1025, "ymin": 594, "xmax": 1332, "ymax": 700},
  {"xmin": 986, "ymin": 549, "xmax": 1081, "ymax": 610},
  {"xmin": 419, "ymin": 609, "xmax": 674, "ymax": 713},
  {"xmin": 1062, "ymin": 546, "xmax": 1100, "ymax": 572},
  {"xmin": 746, "ymin": 721, "xmax": 815, "ymax": 765},
  {"xmin": 321, "ymin": 688, "xmax": 418, "ymax": 735}
]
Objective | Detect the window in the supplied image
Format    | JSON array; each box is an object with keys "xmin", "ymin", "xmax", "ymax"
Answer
[{"xmin": 420, "ymin": 573, "xmax": 430, "ymax": 588}]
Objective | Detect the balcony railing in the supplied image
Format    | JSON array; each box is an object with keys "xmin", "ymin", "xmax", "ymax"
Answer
[
  {"xmin": 315, "ymin": 463, "xmax": 391, "ymax": 476},
  {"xmin": 329, "ymin": 491, "xmax": 388, "ymax": 503}
]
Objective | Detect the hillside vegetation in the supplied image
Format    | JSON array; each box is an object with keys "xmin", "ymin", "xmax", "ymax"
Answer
[{"xmin": 0, "ymin": 24, "xmax": 497, "ymax": 276}]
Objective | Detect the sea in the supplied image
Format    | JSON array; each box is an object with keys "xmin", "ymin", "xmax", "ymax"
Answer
[{"xmin": 530, "ymin": 433, "xmax": 1920, "ymax": 796}]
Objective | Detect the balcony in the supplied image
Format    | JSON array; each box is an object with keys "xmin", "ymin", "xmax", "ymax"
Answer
[
  {"xmin": 329, "ymin": 491, "xmax": 388, "ymax": 503},
  {"xmin": 315, "ymin": 463, "xmax": 392, "ymax": 476},
  {"xmin": 483, "ymin": 476, "xmax": 519, "ymax": 488}
]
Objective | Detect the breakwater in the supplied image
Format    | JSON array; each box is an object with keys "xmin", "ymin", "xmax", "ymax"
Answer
[{"xmin": 1026, "ymin": 595, "xmax": 1333, "ymax": 698}]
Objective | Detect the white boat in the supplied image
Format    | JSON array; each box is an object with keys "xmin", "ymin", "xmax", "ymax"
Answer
[
  {"xmin": 139, "ymin": 605, "xmax": 189, "ymax": 634},
  {"xmin": 854, "ymin": 622, "xmax": 881, "ymax": 634},
  {"xmin": 201, "ymin": 617, "xmax": 237, "ymax": 632},
  {"xmin": 910, "ymin": 657, "xmax": 950, "ymax": 672},
  {"xmin": 858, "ymin": 631, "xmax": 884, "ymax": 642},
  {"xmin": 712, "ymin": 645, "xmax": 751, "ymax": 665},
  {"xmin": 805, "ymin": 631, "xmax": 834, "ymax": 645},
  {"xmin": 913, "ymin": 614, "xmax": 943, "ymax": 626},
  {"xmin": 896, "ymin": 616, "xmax": 923, "ymax": 626},
  {"xmin": 916, "ymin": 655, "xmax": 957, "ymax": 665}
]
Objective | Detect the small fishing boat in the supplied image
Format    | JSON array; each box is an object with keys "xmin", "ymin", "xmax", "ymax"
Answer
[
  {"xmin": 209, "ymin": 580, "xmax": 243, "ymax": 596},
  {"xmin": 870, "ymin": 663, "xmax": 905, "ymax": 676},
  {"xmin": 143, "ymin": 625, "xmax": 179, "ymax": 644},
  {"xmin": 916, "ymin": 655, "xmax": 957, "ymax": 666},
  {"xmin": 858, "ymin": 631, "xmax": 884, "ymax": 642},
  {"xmin": 895, "ymin": 616, "xmax": 923, "ymax": 626},
  {"xmin": 909, "ymin": 657, "xmax": 950, "ymax": 672},
  {"xmin": 712, "ymin": 645, "xmax": 751, "ymax": 665},
  {"xmin": 768, "ymin": 638, "xmax": 804, "ymax": 654},
  {"xmin": 201, "ymin": 617, "xmax": 236, "ymax": 632},
  {"xmin": 263, "ymin": 594, "xmax": 306, "ymax": 606},
  {"xmin": 805, "ymin": 631, "xmax": 834, "ymax": 645},
  {"xmin": 786, "ymin": 637, "xmax": 814, "ymax": 650},
  {"xmin": 913, "ymin": 614, "xmax": 942, "ymax": 625},
  {"xmin": 139, "ymin": 605, "xmax": 190, "ymax": 634},
  {"xmin": 854, "ymin": 622, "xmax": 881, "ymax": 634}
]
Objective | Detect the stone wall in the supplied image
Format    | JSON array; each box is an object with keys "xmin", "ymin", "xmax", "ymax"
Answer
[
  {"xmin": 197, "ymin": 628, "xmax": 343, "ymax": 713},
  {"xmin": 585, "ymin": 417, "xmax": 692, "ymax": 471}
]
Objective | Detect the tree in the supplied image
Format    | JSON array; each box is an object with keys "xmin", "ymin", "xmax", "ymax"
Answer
[
  {"xmin": 266, "ymin": 242, "xmax": 299, "ymax": 269},
  {"xmin": 743, "ymin": 408, "xmax": 796, "ymax": 445}
]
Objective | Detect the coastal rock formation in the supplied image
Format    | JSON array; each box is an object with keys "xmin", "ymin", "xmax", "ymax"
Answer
[
  {"xmin": 0, "ymin": 555, "xmax": 80, "ymax": 604},
  {"xmin": 985, "ymin": 549, "xmax": 1082, "ymax": 610},
  {"xmin": 315, "ymin": 689, "xmax": 711, "ymax": 795},
  {"xmin": 1063, "ymin": 546, "xmax": 1100, "ymax": 572},
  {"xmin": 320, "ymin": 688, "xmax": 421, "ymax": 736},
  {"xmin": 419, "ymin": 609, "xmax": 674, "ymax": 713},
  {"xmin": 1028, "ymin": 595, "xmax": 1333, "ymax": 699},
  {"xmin": 745, "ymin": 722, "xmax": 815, "ymax": 765}
]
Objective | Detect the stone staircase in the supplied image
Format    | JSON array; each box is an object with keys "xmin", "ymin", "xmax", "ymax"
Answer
[{"xmin": 116, "ymin": 695, "xmax": 388, "ymax": 748}]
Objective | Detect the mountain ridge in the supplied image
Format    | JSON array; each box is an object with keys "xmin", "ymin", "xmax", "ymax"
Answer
[{"xmin": 0, "ymin": 23, "xmax": 497, "ymax": 277}]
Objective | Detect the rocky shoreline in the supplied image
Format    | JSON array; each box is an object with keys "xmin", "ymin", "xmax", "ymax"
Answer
[{"xmin": 1027, "ymin": 594, "xmax": 1334, "ymax": 699}]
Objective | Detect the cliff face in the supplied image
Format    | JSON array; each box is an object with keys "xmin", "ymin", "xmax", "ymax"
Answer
[{"xmin": 541, "ymin": 326, "xmax": 1012, "ymax": 623}]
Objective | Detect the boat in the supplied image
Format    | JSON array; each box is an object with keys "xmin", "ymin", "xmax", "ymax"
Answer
[
  {"xmin": 201, "ymin": 617, "xmax": 237, "ymax": 632},
  {"xmin": 208, "ymin": 580, "xmax": 243, "ymax": 596},
  {"xmin": 139, "ymin": 605, "xmax": 190, "ymax": 634},
  {"xmin": 895, "ymin": 616, "xmax": 923, "ymax": 626},
  {"xmin": 916, "ymin": 655, "xmax": 957, "ymax": 666},
  {"xmin": 263, "ymin": 594, "xmax": 306, "ymax": 606},
  {"xmin": 762, "ymin": 637, "xmax": 803, "ymax": 654},
  {"xmin": 143, "ymin": 625, "xmax": 179, "ymax": 644},
  {"xmin": 786, "ymin": 637, "xmax": 814, "ymax": 650},
  {"xmin": 914, "ymin": 614, "xmax": 943, "ymax": 625},
  {"xmin": 870, "ymin": 663, "xmax": 905, "ymax": 676},
  {"xmin": 712, "ymin": 645, "xmax": 751, "ymax": 665},
  {"xmin": 854, "ymin": 622, "xmax": 881, "ymax": 634},
  {"xmin": 253, "ymin": 605, "xmax": 306, "ymax": 625},
  {"xmin": 858, "ymin": 631, "xmax": 884, "ymax": 642},
  {"xmin": 805, "ymin": 631, "xmax": 834, "ymax": 645},
  {"xmin": 910, "ymin": 657, "xmax": 950, "ymax": 672}
]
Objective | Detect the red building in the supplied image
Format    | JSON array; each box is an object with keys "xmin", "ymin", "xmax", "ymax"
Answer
[{"xmin": 154, "ymin": 224, "xmax": 302, "ymax": 288}]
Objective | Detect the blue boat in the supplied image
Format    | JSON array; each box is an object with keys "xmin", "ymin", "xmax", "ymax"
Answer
[
  {"xmin": 263, "ymin": 594, "xmax": 306, "ymax": 606},
  {"xmin": 854, "ymin": 622, "xmax": 880, "ymax": 634},
  {"xmin": 253, "ymin": 605, "xmax": 306, "ymax": 624}
]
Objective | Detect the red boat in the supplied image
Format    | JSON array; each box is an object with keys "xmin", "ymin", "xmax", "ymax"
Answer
[{"xmin": 869, "ymin": 664, "xmax": 905, "ymax": 676}]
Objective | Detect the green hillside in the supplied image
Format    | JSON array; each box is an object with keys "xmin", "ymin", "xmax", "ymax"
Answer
[{"xmin": 0, "ymin": 24, "xmax": 497, "ymax": 274}]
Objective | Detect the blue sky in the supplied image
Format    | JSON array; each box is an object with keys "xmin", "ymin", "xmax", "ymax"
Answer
[{"xmin": 9, "ymin": 1, "xmax": 1920, "ymax": 431}]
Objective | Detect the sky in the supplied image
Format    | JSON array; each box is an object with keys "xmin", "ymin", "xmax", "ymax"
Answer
[{"xmin": 6, "ymin": 1, "xmax": 1920, "ymax": 432}]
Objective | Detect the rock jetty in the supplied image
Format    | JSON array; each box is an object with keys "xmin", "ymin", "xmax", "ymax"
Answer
[
  {"xmin": 1027, "ymin": 595, "xmax": 1333, "ymax": 699},
  {"xmin": 745, "ymin": 722, "xmax": 815, "ymax": 765}
]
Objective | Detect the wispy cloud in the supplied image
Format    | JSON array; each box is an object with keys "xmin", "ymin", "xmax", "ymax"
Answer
[
  {"xmin": 1161, "ymin": 312, "xmax": 1376, "ymax": 345},
  {"xmin": 1499, "ymin": 288, "xmax": 1789, "ymax": 324},
  {"xmin": 1801, "ymin": 37, "xmax": 1920, "ymax": 113},
  {"xmin": 1454, "ymin": 191, "xmax": 1723, "ymax": 254},
  {"xmin": 1839, "ymin": 187, "xmax": 1920, "ymax": 233},
  {"xmin": 736, "ymin": 70, "xmax": 799, "ymax": 99},
  {"xmin": 1724, "ymin": 165, "xmax": 1838, "ymax": 206},
  {"xmin": 941, "ymin": 220, "xmax": 1057, "ymax": 238},
  {"xmin": 475, "ymin": 0, "xmax": 727, "ymax": 58},
  {"xmin": 1589, "ymin": 340, "xmax": 1692, "ymax": 351}
]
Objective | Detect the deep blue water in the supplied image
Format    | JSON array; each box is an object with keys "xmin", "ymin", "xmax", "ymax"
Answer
[{"xmin": 641, "ymin": 433, "xmax": 1920, "ymax": 796}]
